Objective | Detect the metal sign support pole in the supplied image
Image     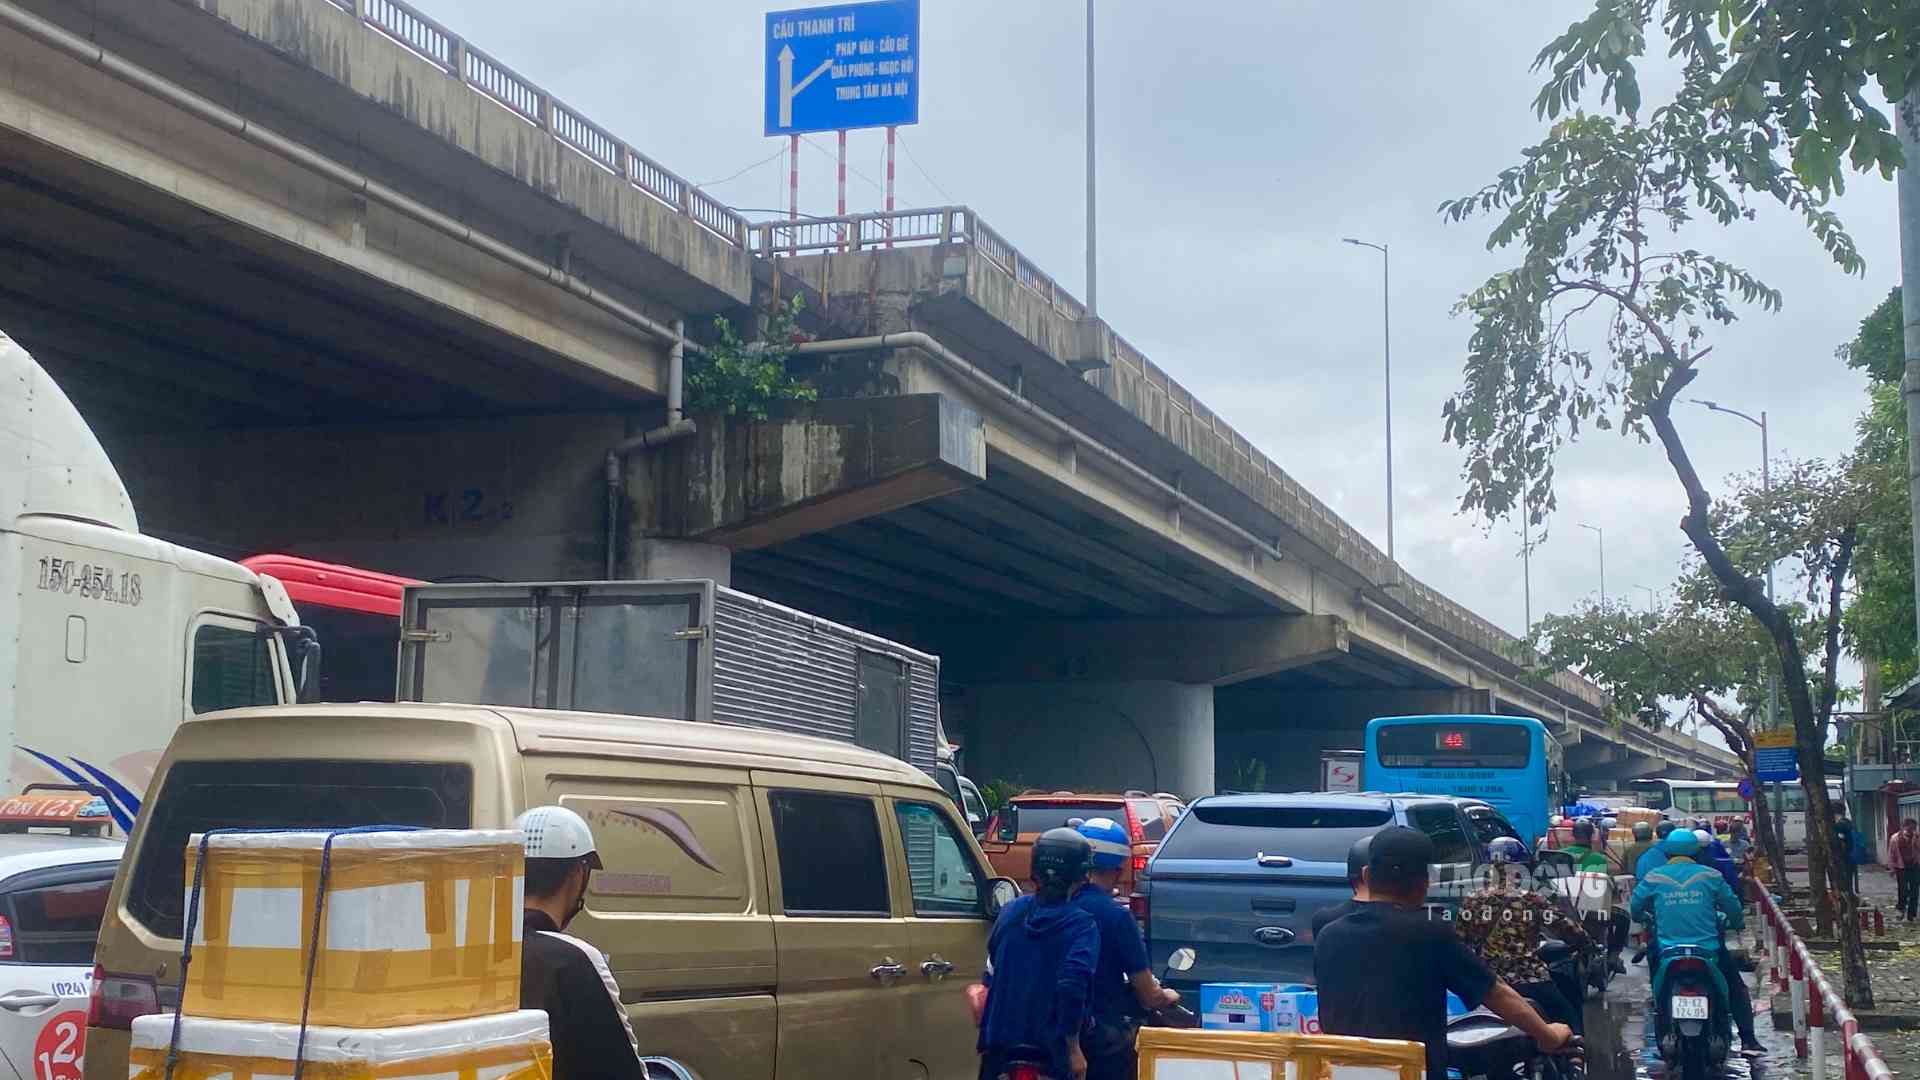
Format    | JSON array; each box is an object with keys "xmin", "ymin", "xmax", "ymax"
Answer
[
  {"xmin": 885, "ymin": 125, "xmax": 896, "ymax": 249},
  {"xmin": 837, "ymin": 129, "xmax": 847, "ymax": 250},
  {"xmin": 787, "ymin": 134, "xmax": 799, "ymax": 256}
]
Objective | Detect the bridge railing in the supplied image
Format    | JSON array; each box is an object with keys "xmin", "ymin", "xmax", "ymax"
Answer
[{"xmin": 323, "ymin": 0, "xmax": 748, "ymax": 248}]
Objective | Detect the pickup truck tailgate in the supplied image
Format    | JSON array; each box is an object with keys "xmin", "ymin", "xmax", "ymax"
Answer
[{"xmin": 1143, "ymin": 801, "xmax": 1395, "ymax": 988}]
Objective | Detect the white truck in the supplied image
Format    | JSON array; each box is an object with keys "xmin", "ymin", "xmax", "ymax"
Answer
[{"xmin": 1, "ymin": 333, "xmax": 304, "ymax": 831}]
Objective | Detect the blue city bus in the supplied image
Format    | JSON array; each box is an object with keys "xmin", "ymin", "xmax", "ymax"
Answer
[{"xmin": 1362, "ymin": 715, "xmax": 1567, "ymax": 846}]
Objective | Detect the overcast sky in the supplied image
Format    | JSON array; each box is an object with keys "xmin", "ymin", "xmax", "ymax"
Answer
[{"xmin": 425, "ymin": 1, "xmax": 1900, "ymax": 684}]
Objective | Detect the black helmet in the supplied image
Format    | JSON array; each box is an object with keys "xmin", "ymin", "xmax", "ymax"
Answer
[
  {"xmin": 1346, "ymin": 834, "xmax": 1373, "ymax": 884},
  {"xmin": 1031, "ymin": 827, "xmax": 1094, "ymax": 887}
]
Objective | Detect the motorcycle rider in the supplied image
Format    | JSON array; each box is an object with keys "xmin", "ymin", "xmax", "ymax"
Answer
[
  {"xmin": 1629, "ymin": 829, "xmax": 1764, "ymax": 1056},
  {"xmin": 1070, "ymin": 818, "xmax": 1180, "ymax": 1080},
  {"xmin": 980, "ymin": 827, "xmax": 1100, "ymax": 1080},
  {"xmin": 1453, "ymin": 837, "xmax": 1589, "ymax": 1036},
  {"xmin": 1636, "ymin": 821, "xmax": 1676, "ymax": 881},
  {"xmin": 1622, "ymin": 821, "xmax": 1656, "ymax": 880},
  {"xmin": 1561, "ymin": 819, "xmax": 1610, "ymax": 872},
  {"xmin": 1315, "ymin": 826, "xmax": 1573, "ymax": 1080}
]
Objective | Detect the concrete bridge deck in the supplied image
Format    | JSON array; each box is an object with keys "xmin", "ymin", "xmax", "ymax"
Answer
[{"xmin": 0, "ymin": 0, "xmax": 1737, "ymax": 788}]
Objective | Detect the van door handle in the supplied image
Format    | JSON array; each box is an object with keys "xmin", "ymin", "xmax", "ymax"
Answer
[
  {"xmin": 921, "ymin": 955, "xmax": 956, "ymax": 980},
  {"xmin": 0, "ymin": 992, "xmax": 58, "ymax": 1011},
  {"xmin": 870, "ymin": 959, "xmax": 907, "ymax": 983}
]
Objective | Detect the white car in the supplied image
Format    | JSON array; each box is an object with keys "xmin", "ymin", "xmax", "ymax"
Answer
[{"xmin": 0, "ymin": 827, "xmax": 122, "ymax": 1080}]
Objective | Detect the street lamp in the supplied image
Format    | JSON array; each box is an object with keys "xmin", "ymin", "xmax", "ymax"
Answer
[
  {"xmin": 1690, "ymin": 399, "xmax": 1775, "ymax": 731},
  {"xmin": 1343, "ymin": 237, "xmax": 1393, "ymax": 562},
  {"xmin": 1577, "ymin": 523, "xmax": 1606, "ymax": 607},
  {"xmin": 1634, "ymin": 584, "xmax": 1658, "ymax": 614}
]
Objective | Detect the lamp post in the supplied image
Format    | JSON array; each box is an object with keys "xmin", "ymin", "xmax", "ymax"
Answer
[
  {"xmin": 1085, "ymin": 0, "xmax": 1096, "ymax": 316},
  {"xmin": 1343, "ymin": 237, "xmax": 1393, "ymax": 561},
  {"xmin": 1634, "ymin": 584, "xmax": 1657, "ymax": 614},
  {"xmin": 1577, "ymin": 523, "xmax": 1606, "ymax": 607},
  {"xmin": 1691, "ymin": 399, "xmax": 1774, "ymax": 731}
]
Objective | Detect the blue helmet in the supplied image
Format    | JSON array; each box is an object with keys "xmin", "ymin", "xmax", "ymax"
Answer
[
  {"xmin": 1663, "ymin": 829, "xmax": 1701, "ymax": 858},
  {"xmin": 1076, "ymin": 817, "xmax": 1131, "ymax": 871},
  {"xmin": 1486, "ymin": 837, "xmax": 1529, "ymax": 864}
]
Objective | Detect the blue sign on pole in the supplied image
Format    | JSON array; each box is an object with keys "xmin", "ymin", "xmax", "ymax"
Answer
[
  {"xmin": 765, "ymin": 0, "xmax": 920, "ymax": 136},
  {"xmin": 1754, "ymin": 746, "xmax": 1799, "ymax": 783}
]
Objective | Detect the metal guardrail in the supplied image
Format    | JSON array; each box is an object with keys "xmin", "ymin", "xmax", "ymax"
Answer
[
  {"xmin": 1759, "ymin": 889, "xmax": 1893, "ymax": 1080},
  {"xmin": 322, "ymin": 0, "xmax": 747, "ymax": 248}
]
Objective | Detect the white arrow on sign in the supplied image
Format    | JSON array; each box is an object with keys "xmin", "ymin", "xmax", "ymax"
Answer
[{"xmin": 777, "ymin": 44, "xmax": 837, "ymax": 130}]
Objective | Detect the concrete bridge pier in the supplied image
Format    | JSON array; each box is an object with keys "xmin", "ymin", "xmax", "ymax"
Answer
[
  {"xmin": 957, "ymin": 681, "xmax": 1214, "ymax": 798},
  {"xmin": 1213, "ymin": 685, "xmax": 1500, "ymax": 793}
]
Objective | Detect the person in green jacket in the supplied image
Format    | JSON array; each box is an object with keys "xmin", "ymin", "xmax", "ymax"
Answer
[{"xmin": 1561, "ymin": 820, "xmax": 1610, "ymax": 872}]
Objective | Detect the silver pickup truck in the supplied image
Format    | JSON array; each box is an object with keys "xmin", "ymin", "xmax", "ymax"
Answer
[{"xmin": 1137, "ymin": 792, "xmax": 1491, "ymax": 989}]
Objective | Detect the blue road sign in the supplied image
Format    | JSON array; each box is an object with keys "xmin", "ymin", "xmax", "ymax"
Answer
[
  {"xmin": 765, "ymin": 0, "xmax": 920, "ymax": 136},
  {"xmin": 1755, "ymin": 746, "xmax": 1799, "ymax": 783}
]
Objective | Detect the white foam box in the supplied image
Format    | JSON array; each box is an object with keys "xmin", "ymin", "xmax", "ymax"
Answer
[
  {"xmin": 129, "ymin": 1011, "xmax": 552, "ymax": 1080},
  {"xmin": 182, "ymin": 830, "xmax": 524, "ymax": 1027}
]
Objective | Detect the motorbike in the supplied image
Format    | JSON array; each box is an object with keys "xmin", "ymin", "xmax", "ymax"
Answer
[
  {"xmin": 1445, "ymin": 1010, "xmax": 1584, "ymax": 1080},
  {"xmin": 1450, "ymin": 941, "xmax": 1586, "ymax": 1080},
  {"xmin": 1651, "ymin": 943, "xmax": 1732, "ymax": 1080},
  {"xmin": 1145, "ymin": 946, "xmax": 1200, "ymax": 1028}
]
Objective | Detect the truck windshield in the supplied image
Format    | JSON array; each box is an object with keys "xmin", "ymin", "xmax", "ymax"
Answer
[
  {"xmin": 1159, "ymin": 804, "xmax": 1393, "ymax": 863},
  {"xmin": 126, "ymin": 759, "xmax": 472, "ymax": 939}
]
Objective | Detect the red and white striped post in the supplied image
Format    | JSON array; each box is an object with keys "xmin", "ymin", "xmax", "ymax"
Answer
[
  {"xmin": 1790, "ymin": 941, "xmax": 1810, "ymax": 1059},
  {"xmin": 1808, "ymin": 969, "xmax": 1829, "ymax": 1080},
  {"xmin": 787, "ymin": 134, "xmax": 799, "ymax": 256},
  {"xmin": 884, "ymin": 124, "xmax": 896, "ymax": 249},
  {"xmin": 836, "ymin": 129, "xmax": 847, "ymax": 250}
]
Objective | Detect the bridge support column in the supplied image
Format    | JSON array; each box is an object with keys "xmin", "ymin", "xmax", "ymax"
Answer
[
  {"xmin": 954, "ymin": 681, "xmax": 1214, "ymax": 798},
  {"xmin": 1213, "ymin": 686, "xmax": 1498, "ymax": 793}
]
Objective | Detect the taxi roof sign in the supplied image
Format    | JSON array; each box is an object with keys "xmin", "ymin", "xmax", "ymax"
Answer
[{"xmin": 0, "ymin": 790, "xmax": 112, "ymax": 833}]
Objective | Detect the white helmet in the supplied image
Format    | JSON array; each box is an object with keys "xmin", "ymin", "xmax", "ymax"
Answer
[
  {"xmin": 1694, "ymin": 828, "xmax": 1715, "ymax": 846},
  {"xmin": 514, "ymin": 805, "xmax": 604, "ymax": 869}
]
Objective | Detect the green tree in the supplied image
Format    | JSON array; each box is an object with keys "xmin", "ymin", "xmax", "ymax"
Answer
[
  {"xmin": 1532, "ymin": 596, "xmax": 1793, "ymax": 881},
  {"xmin": 1839, "ymin": 292, "xmax": 1914, "ymax": 687},
  {"xmin": 1441, "ymin": 0, "xmax": 1896, "ymax": 1001},
  {"xmin": 684, "ymin": 296, "xmax": 817, "ymax": 419}
]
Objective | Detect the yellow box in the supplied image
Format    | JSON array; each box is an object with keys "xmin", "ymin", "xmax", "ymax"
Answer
[
  {"xmin": 181, "ymin": 830, "xmax": 523, "ymax": 1028},
  {"xmin": 129, "ymin": 1010, "xmax": 552, "ymax": 1080},
  {"xmin": 1136, "ymin": 1026, "xmax": 1427, "ymax": 1080}
]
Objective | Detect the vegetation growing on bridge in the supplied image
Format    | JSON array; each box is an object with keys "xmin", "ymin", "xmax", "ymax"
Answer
[{"xmin": 685, "ymin": 296, "xmax": 818, "ymax": 420}]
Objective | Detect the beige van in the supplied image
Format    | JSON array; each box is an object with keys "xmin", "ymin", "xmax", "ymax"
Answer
[{"xmin": 82, "ymin": 703, "xmax": 1014, "ymax": 1080}]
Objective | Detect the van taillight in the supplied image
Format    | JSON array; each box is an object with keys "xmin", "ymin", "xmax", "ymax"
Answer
[
  {"xmin": 1133, "ymin": 854, "xmax": 1148, "ymax": 873},
  {"xmin": 88, "ymin": 966, "xmax": 159, "ymax": 1030}
]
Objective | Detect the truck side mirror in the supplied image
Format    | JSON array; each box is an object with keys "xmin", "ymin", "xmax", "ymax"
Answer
[{"xmin": 996, "ymin": 806, "xmax": 1018, "ymax": 843}]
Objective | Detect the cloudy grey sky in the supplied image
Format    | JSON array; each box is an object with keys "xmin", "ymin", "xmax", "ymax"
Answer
[{"xmin": 426, "ymin": 0, "xmax": 1900, "ymax": 659}]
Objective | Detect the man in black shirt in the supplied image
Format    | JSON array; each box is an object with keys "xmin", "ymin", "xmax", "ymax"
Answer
[
  {"xmin": 1311, "ymin": 833, "xmax": 1373, "ymax": 937},
  {"xmin": 1315, "ymin": 827, "xmax": 1573, "ymax": 1080}
]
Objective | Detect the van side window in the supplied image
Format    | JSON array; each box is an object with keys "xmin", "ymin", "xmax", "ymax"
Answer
[
  {"xmin": 894, "ymin": 802, "xmax": 986, "ymax": 916},
  {"xmin": 769, "ymin": 792, "xmax": 890, "ymax": 916},
  {"xmin": 190, "ymin": 623, "xmax": 278, "ymax": 713}
]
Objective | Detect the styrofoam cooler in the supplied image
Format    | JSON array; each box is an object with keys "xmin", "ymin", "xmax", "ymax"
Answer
[
  {"xmin": 183, "ymin": 830, "xmax": 524, "ymax": 1027},
  {"xmin": 128, "ymin": 1011, "xmax": 552, "ymax": 1080}
]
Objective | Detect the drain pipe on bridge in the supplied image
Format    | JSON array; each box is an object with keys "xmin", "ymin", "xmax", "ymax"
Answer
[{"xmin": 605, "ymin": 320, "xmax": 695, "ymax": 578}]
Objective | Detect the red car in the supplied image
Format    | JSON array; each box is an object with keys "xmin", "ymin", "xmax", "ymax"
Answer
[{"xmin": 981, "ymin": 791, "xmax": 1184, "ymax": 894}]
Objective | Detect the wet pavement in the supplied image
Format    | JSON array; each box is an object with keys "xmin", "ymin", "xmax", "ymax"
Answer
[{"xmin": 1584, "ymin": 950, "xmax": 1813, "ymax": 1080}]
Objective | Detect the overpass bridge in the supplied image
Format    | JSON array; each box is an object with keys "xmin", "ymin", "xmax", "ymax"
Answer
[{"xmin": 0, "ymin": 0, "xmax": 1737, "ymax": 791}]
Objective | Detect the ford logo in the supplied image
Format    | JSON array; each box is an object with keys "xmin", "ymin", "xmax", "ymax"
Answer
[{"xmin": 1252, "ymin": 926, "xmax": 1295, "ymax": 947}]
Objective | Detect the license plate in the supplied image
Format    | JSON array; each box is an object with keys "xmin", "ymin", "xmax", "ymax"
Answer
[{"xmin": 1671, "ymin": 994, "xmax": 1711, "ymax": 1020}]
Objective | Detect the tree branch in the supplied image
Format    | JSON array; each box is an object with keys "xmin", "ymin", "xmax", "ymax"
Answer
[{"xmin": 1818, "ymin": 525, "xmax": 1858, "ymax": 730}]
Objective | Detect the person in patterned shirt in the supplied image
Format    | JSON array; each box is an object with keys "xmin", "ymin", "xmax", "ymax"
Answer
[{"xmin": 1455, "ymin": 838, "xmax": 1590, "ymax": 1035}]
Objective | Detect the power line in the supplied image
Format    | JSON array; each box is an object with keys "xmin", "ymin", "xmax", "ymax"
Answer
[
  {"xmin": 896, "ymin": 131, "xmax": 956, "ymax": 204},
  {"xmin": 696, "ymin": 146, "xmax": 788, "ymax": 190}
]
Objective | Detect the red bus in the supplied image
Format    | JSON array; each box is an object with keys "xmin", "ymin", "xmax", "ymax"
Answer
[{"xmin": 239, "ymin": 555, "xmax": 420, "ymax": 703}]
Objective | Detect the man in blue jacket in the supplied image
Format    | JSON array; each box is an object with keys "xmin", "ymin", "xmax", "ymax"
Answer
[
  {"xmin": 1071, "ymin": 818, "xmax": 1179, "ymax": 1080},
  {"xmin": 980, "ymin": 828, "xmax": 1100, "ymax": 1080},
  {"xmin": 1630, "ymin": 829, "xmax": 1762, "ymax": 1056},
  {"xmin": 1636, "ymin": 821, "xmax": 1675, "ymax": 882}
]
